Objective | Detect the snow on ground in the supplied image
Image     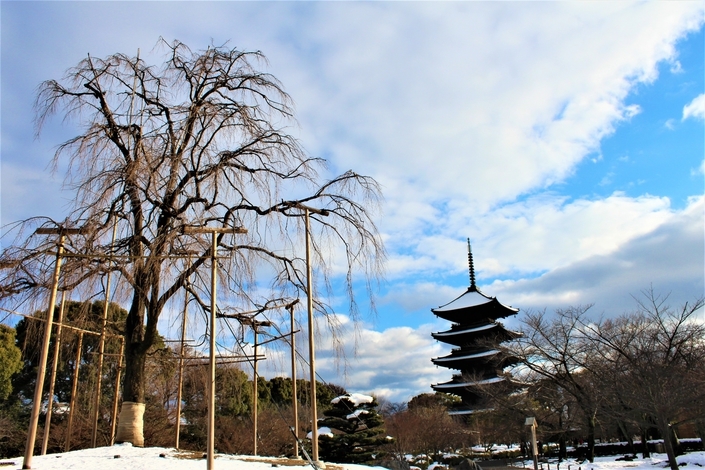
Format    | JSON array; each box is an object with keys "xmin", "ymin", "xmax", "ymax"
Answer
[
  {"xmin": 2, "ymin": 445, "xmax": 704, "ymax": 470},
  {"xmin": 0, "ymin": 443, "xmax": 385, "ymax": 470},
  {"xmin": 555, "ymin": 452, "xmax": 705, "ymax": 470},
  {"xmin": 424, "ymin": 452, "xmax": 705, "ymax": 470}
]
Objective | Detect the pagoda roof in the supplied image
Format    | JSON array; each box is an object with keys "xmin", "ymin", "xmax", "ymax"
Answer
[
  {"xmin": 433, "ymin": 286, "xmax": 517, "ymax": 313},
  {"xmin": 432, "ymin": 376, "xmax": 505, "ymax": 390},
  {"xmin": 432, "ymin": 322, "xmax": 521, "ymax": 347},
  {"xmin": 432, "ymin": 286, "xmax": 518, "ymax": 322},
  {"xmin": 434, "ymin": 322, "xmax": 498, "ymax": 337},
  {"xmin": 434, "ymin": 286, "xmax": 494, "ymax": 311},
  {"xmin": 432, "ymin": 349, "xmax": 499, "ymax": 366}
]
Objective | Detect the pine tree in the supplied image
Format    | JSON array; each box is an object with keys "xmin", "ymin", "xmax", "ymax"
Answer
[
  {"xmin": 318, "ymin": 393, "xmax": 390, "ymax": 464},
  {"xmin": 0, "ymin": 325, "xmax": 22, "ymax": 401}
]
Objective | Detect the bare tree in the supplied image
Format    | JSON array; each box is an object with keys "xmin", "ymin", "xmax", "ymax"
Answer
[
  {"xmin": 385, "ymin": 400, "xmax": 467, "ymax": 459},
  {"xmin": 509, "ymin": 292, "xmax": 704, "ymax": 467},
  {"xmin": 508, "ymin": 306, "xmax": 602, "ymax": 462},
  {"xmin": 584, "ymin": 290, "xmax": 705, "ymax": 470},
  {"xmin": 0, "ymin": 39, "xmax": 384, "ymax": 445}
]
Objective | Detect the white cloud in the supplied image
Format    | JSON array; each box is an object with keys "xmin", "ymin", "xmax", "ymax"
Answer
[
  {"xmin": 683, "ymin": 94, "xmax": 705, "ymax": 121},
  {"xmin": 263, "ymin": 3, "xmax": 703, "ymax": 290},
  {"xmin": 3, "ymin": 2, "xmax": 703, "ymax": 232},
  {"xmin": 253, "ymin": 313, "xmax": 449, "ymax": 403},
  {"xmin": 489, "ymin": 195, "xmax": 705, "ymax": 316},
  {"xmin": 260, "ymin": 190, "xmax": 704, "ymax": 402},
  {"xmin": 380, "ymin": 191, "xmax": 676, "ymax": 281},
  {"xmin": 249, "ymin": 191, "xmax": 704, "ymax": 401},
  {"xmin": 284, "ymin": 2, "xmax": 703, "ymax": 209},
  {"xmin": 599, "ymin": 172, "xmax": 616, "ymax": 186},
  {"xmin": 693, "ymin": 160, "xmax": 705, "ymax": 176}
]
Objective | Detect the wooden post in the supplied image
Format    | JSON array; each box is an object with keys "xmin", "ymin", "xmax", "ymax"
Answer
[
  {"xmin": 109, "ymin": 337, "xmax": 125, "ymax": 445},
  {"xmin": 182, "ymin": 226, "xmax": 246, "ymax": 470},
  {"xmin": 92, "ymin": 220, "xmax": 117, "ymax": 448},
  {"xmin": 208, "ymin": 230, "xmax": 217, "ymax": 470},
  {"xmin": 41, "ymin": 290, "xmax": 67, "ymax": 455},
  {"xmin": 304, "ymin": 208, "xmax": 319, "ymax": 463},
  {"xmin": 174, "ymin": 268, "xmax": 190, "ymax": 449},
  {"xmin": 23, "ymin": 232, "xmax": 65, "ymax": 469},
  {"xmin": 290, "ymin": 303, "xmax": 299, "ymax": 458},
  {"xmin": 526, "ymin": 417, "xmax": 539, "ymax": 470},
  {"xmin": 253, "ymin": 327, "xmax": 259, "ymax": 456},
  {"xmin": 65, "ymin": 331, "xmax": 83, "ymax": 452},
  {"xmin": 286, "ymin": 204, "xmax": 327, "ymax": 467}
]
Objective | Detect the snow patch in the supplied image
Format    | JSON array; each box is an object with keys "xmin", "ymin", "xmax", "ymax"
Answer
[
  {"xmin": 306, "ymin": 427, "xmax": 334, "ymax": 439},
  {"xmin": 331, "ymin": 393, "xmax": 374, "ymax": 406},
  {"xmin": 346, "ymin": 409, "xmax": 370, "ymax": 420}
]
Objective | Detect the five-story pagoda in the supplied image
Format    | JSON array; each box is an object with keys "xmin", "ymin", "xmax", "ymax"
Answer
[{"xmin": 431, "ymin": 240, "xmax": 519, "ymax": 415}]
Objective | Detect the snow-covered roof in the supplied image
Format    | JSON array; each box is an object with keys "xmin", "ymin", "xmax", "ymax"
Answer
[
  {"xmin": 433, "ymin": 349, "xmax": 499, "ymax": 363},
  {"xmin": 433, "ymin": 376, "xmax": 505, "ymax": 388},
  {"xmin": 433, "ymin": 322, "xmax": 498, "ymax": 336},
  {"xmin": 433, "ymin": 288, "xmax": 494, "ymax": 312},
  {"xmin": 432, "ymin": 287, "xmax": 518, "ymax": 314}
]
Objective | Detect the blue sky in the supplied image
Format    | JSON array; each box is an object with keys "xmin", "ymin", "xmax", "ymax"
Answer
[
  {"xmin": 570, "ymin": 28, "xmax": 703, "ymax": 209},
  {"xmin": 1, "ymin": 2, "xmax": 704, "ymax": 404}
]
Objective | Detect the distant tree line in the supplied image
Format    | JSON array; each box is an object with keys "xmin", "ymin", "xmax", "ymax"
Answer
[
  {"xmin": 0, "ymin": 300, "xmax": 357, "ymax": 459},
  {"xmin": 1, "ymin": 290, "xmax": 703, "ymax": 467},
  {"xmin": 502, "ymin": 289, "xmax": 705, "ymax": 470},
  {"xmin": 377, "ymin": 290, "xmax": 704, "ymax": 470}
]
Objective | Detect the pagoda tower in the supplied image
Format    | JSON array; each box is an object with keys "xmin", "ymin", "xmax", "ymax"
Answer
[{"xmin": 430, "ymin": 240, "xmax": 519, "ymax": 415}]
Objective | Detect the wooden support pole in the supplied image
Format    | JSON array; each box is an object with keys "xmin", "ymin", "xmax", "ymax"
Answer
[
  {"xmin": 290, "ymin": 303, "xmax": 299, "ymax": 459},
  {"xmin": 526, "ymin": 417, "xmax": 539, "ymax": 470},
  {"xmin": 65, "ymin": 331, "xmax": 84, "ymax": 452},
  {"xmin": 183, "ymin": 225, "xmax": 246, "ymax": 470},
  {"xmin": 41, "ymin": 290, "xmax": 67, "ymax": 455},
  {"xmin": 284, "ymin": 204, "xmax": 327, "ymax": 467},
  {"xmin": 23, "ymin": 233, "xmax": 65, "ymax": 469},
  {"xmin": 174, "ymin": 272, "xmax": 189, "ymax": 449},
  {"xmin": 208, "ymin": 230, "xmax": 217, "ymax": 470},
  {"xmin": 109, "ymin": 337, "xmax": 125, "ymax": 445},
  {"xmin": 304, "ymin": 208, "xmax": 320, "ymax": 464},
  {"xmin": 253, "ymin": 327, "xmax": 259, "ymax": 456},
  {"xmin": 92, "ymin": 220, "xmax": 117, "ymax": 448}
]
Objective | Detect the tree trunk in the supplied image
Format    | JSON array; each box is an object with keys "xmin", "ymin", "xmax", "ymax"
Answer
[
  {"xmin": 114, "ymin": 402, "xmax": 146, "ymax": 446},
  {"xmin": 559, "ymin": 435, "xmax": 567, "ymax": 460},
  {"xmin": 640, "ymin": 428, "xmax": 650, "ymax": 458},
  {"xmin": 658, "ymin": 419, "xmax": 679, "ymax": 470},
  {"xmin": 669, "ymin": 425, "xmax": 681, "ymax": 457},
  {"xmin": 695, "ymin": 420, "xmax": 705, "ymax": 449},
  {"xmin": 586, "ymin": 415, "xmax": 596, "ymax": 463},
  {"xmin": 617, "ymin": 421, "xmax": 635, "ymax": 455},
  {"xmin": 559, "ymin": 411, "xmax": 567, "ymax": 460},
  {"xmin": 114, "ymin": 295, "xmax": 148, "ymax": 446}
]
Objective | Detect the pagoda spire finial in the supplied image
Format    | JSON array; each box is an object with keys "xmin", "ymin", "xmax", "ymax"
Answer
[{"xmin": 467, "ymin": 238, "xmax": 476, "ymax": 291}]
